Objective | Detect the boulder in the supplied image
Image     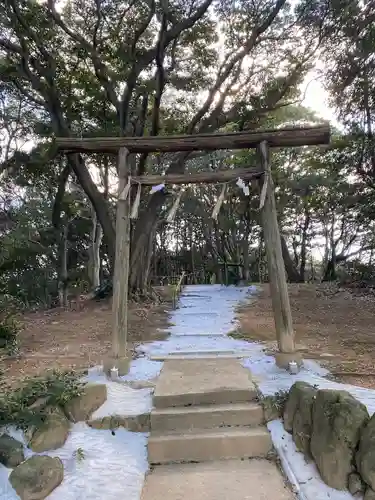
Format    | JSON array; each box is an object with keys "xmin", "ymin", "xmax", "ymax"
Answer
[
  {"xmin": 0, "ymin": 434, "xmax": 25, "ymax": 467},
  {"xmin": 64, "ymin": 384, "xmax": 107, "ymax": 422},
  {"xmin": 9, "ymin": 455, "xmax": 63, "ymax": 499},
  {"xmin": 357, "ymin": 413, "xmax": 375, "ymax": 490},
  {"xmin": 348, "ymin": 472, "xmax": 365, "ymax": 496},
  {"xmin": 292, "ymin": 384, "xmax": 317, "ymax": 456},
  {"xmin": 365, "ymin": 487, "xmax": 375, "ymax": 500},
  {"xmin": 87, "ymin": 413, "xmax": 150, "ymax": 432},
  {"xmin": 310, "ymin": 389, "xmax": 369, "ymax": 490},
  {"xmin": 284, "ymin": 382, "xmax": 315, "ymax": 432},
  {"xmin": 29, "ymin": 407, "xmax": 70, "ymax": 453}
]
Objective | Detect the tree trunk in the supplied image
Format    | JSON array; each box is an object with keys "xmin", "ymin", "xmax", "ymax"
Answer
[
  {"xmin": 299, "ymin": 207, "xmax": 311, "ymax": 281},
  {"xmin": 129, "ymin": 190, "xmax": 166, "ymax": 291},
  {"xmin": 58, "ymin": 224, "xmax": 69, "ymax": 307},
  {"xmin": 66, "ymin": 154, "xmax": 115, "ymax": 268},
  {"xmin": 242, "ymin": 225, "xmax": 250, "ymax": 281},
  {"xmin": 280, "ymin": 235, "xmax": 304, "ymax": 283},
  {"xmin": 88, "ymin": 207, "xmax": 103, "ymax": 289}
]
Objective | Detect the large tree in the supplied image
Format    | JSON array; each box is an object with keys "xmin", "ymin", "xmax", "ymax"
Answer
[{"xmin": 0, "ymin": 0, "xmax": 334, "ymax": 293}]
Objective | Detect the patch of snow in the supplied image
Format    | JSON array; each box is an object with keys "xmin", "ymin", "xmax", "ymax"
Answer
[
  {"xmin": 140, "ymin": 285, "xmax": 253, "ymax": 356},
  {"xmin": 92, "ymin": 386, "xmax": 152, "ymax": 419},
  {"xmin": 0, "ymin": 354, "xmax": 159, "ymax": 499},
  {"xmin": 242, "ymin": 347, "xmax": 375, "ymax": 415},
  {"xmin": 0, "ymin": 423, "xmax": 148, "ymax": 500}
]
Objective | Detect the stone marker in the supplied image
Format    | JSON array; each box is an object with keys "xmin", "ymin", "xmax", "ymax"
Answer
[
  {"xmin": 9, "ymin": 455, "xmax": 63, "ymax": 500},
  {"xmin": 0, "ymin": 434, "xmax": 24, "ymax": 467},
  {"xmin": 310, "ymin": 389, "xmax": 369, "ymax": 490},
  {"xmin": 64, "ymin": 384, "xmax": 107, "ymax": 422}
]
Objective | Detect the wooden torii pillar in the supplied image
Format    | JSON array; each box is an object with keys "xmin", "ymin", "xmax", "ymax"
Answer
[
  {"xmin": 55, "ymin": 124, "xmax": 330, "ymax": 374},
  {"xmin": 103, "ymin": 147, "xmax": 131, "ymax": 375},
  {"xmin": 258, "ymin": 141, "xmax": 300, "ymax": 368}
]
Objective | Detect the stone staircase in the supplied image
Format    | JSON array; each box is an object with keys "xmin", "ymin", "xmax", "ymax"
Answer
[{"xmin": 148, "ymin": 358, "xmax": 272, "ymax": 464}]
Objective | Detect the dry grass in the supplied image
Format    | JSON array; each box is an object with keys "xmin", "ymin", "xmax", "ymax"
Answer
[
  {"xmin": 0, "ymin": 293, "xmax": 172, "ymax": 389},
  {"xmin": 236, "ymin": 283, "xmax": 375, "ymax": 389}
]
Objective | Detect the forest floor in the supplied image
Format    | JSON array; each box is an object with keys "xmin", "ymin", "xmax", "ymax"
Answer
[
  {"xmin": 236, "ymin": 283, "xmax": 375, "ymax": 389},
  {"xmin": 0, "ymin": 286, "xmax": 173, "ymax": 389}
]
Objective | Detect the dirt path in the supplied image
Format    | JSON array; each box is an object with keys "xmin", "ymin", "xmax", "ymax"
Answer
[
  {"xmin": 1, "ymin": 295, "xmax": 171, "ymax": 388},
  {"xmin": 236, "ymin": 283, "xmax": 375, "ymax": 389}
]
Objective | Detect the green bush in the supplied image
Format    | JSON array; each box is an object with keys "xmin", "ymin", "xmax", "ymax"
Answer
[
  {"xmin": 0, "ymin": 293, "xmax": 23, "ymax": 353},
  {"xmin": 0, "ymin": 316, "xmax": 20, "ymax": 351},
  {"xmin": 0, "ymin": 370, "xmax": 85, "ymax": 431}
]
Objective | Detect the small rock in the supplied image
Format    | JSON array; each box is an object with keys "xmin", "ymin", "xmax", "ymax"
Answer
[
  {"xmin": 310, "ymin": 389, "xmax": 369, "ymax": 490},
  {"xmin": 29, "ymin": 407, "xmax": 70, "ymax": 453},
  {"xmin": 125, "ymin": 379, "xmax": 156, "ymax": 390},
  {"xmin": 0, "ymin": 434, "xmax": 25, "ymax": 467},
  {"xmin": 87, "ymin": 413, "xmax": 150, "ymax": 432},
  {"xmin": 348, "ymin": 472, "xmax": 365, "ymax": 496},
  {"xmin": 365, "ymin": 487, "xmax": 375, "ymax": 500},
  {"xmin": 64, "ymin": 384, "xmax": 107, "ymax": 422},
  {"xmin": 9, "ymin": 455, "xmax": 63, "ymax": 500},
  {"xmin": 284, "ymin": 382, "xmax": 315, "ymax": 432},
  {"xmin": 357, "ymin": 413, "xmax": 375, "ymax": 490}
]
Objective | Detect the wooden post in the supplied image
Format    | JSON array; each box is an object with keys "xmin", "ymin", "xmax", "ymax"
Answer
[
  {"xmin": 258, "ymin": 141, "xmax": 301, "ymax": 369},
  {"xmin": 105, "ymin": 147, "xmax": 131, "ymax": 375}
]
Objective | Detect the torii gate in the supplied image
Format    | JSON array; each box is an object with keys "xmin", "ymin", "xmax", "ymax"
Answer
[{"xmin": 56, "ymin": 124, "xmax": 330, "ymax": 374}]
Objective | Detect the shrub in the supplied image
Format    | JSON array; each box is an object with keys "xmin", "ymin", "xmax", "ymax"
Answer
[
  {"xmin": 0, "ymin": 370, "xmax": 85, "ymax": 431},
  {"xmin": 0, "ymin": 294, "xmax": 23, "ymax": 354}
]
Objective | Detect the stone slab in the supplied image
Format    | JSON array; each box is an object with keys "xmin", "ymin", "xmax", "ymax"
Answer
[
  {"xmin": 151, "ymin": 402, "xmax": 264, "ymax": 432},
  {"xmin": 141, "ymin": 459, "xmax": 294, "ymax": 500},
  {"xmin": 148, "ymin": 427, "xmax": 272, "ymax": 464},
  {"xmin": 153, "ymin": 358, "xmax": 257, "ymax": 408},
  {"xmin": 150, "ymin": 351, "xmax": 256, "ymax": 361}
]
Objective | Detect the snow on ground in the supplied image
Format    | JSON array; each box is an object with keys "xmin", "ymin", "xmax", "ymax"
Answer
[
  {"xmin": 1, "ymin": 423, "xmax": 149, "ymax": 500},
  {"xmin": 1, "ymin": 284, "xmax": 371, "ymax": 499}
]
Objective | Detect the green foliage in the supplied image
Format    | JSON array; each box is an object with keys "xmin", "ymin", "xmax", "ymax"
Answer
[
  {"xmin": 0, "ymin": 317, "xmax": 20, "ymax": 354},
  {"xmin": 0, "ymin": 370, "xmax": 85, "ymax": 431},
  {"xmin": 75, "ymin": 447, "xmax": 85, "ymax": 462},
  {"xmin": 261, "ymin": 391, "xmax": 289, "ymax": 422},
  {"xmin": 338, "ymin": 260, "xmax": 375, "ymax": 286},
  {"xmin": 0, "ymin": 294, "xmax": 22, "ymax": 354},
  {"xmin": 0, "ymin": 0, "xmax": 374, "ymax": 296}
]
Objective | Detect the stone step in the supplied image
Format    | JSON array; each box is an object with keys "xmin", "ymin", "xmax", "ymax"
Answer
[
  {"xmin": 148, "ymin": 427, "xmax": 272, "ymax": 465},
  {"xmin": 154, "ymin": 386, "xmax": 257, "ymax": 408},
  {"xmin": 153, "ymin": 358, "xmax": 257, "ymax": 409},
  {"xmin": 151, "ymin": 402, "xmax": 264, "ymax": 432},
  {"xmin": 150, "ymin": 352, "xmax": 256, "ymax": 361}
]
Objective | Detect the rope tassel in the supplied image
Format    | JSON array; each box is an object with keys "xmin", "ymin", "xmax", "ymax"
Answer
[
  {"xmin": 119, "ymin": 176, "xmax": 131, "ymax": 201},
  {"xmin": 211, "ymin": 184, "xmax": 227, "ymax": 221},
  {"xmin": 130, "ymin": 183, "xmax": 142, "ymax": 219},
  {"xmin": 166, "ymin": 190, "xmax": 183, "ymax": 222},
  {"xmin": 259, "ymin": 172, "xmax": 269, "ymax": 210}
]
